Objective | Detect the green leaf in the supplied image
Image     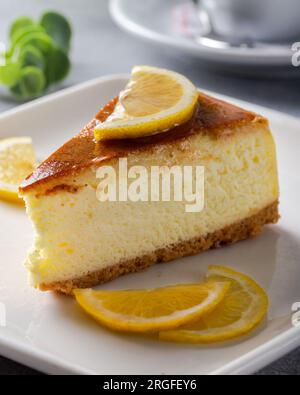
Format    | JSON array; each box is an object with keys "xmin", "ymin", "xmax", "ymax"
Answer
[
  {"xmin": 6, "ymin": 25, "xmax": 46, "ymax": 60},
  {"xmin": 19, "ymin": 45, "xmax": 45, "ymax": 70},
  {"xmin": 10, "ymin": 24, "xmax": 45, "ymax": 48},
  {"xmin": 3, "ymin": 11, "xmax": 72, "ymax": 100},
  {"xmin": 9, "ymin": 17, "xmax": 35, "ymax": 40},
  {"xmin": 0, "ymin": 63, "xmax": 21, "ymax": 87},
  {"xmin": 11, "ymin": 31, "xmax": 54, "ymax": 58},
  {"xmin": 45, "ymin": 47, "xmax": 70, "ymax": 84},
  {"xmin": 40, "ymin": 11, "xmax": 72, "ymax": 53},
  {"xmin": 11, "ymin": 66, "xmax": 46, "ymax": 99}
]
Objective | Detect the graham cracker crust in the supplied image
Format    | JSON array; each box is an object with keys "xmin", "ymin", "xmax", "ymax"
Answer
[{"xmin": 40, "ymin": 201, "xmax": 279, "ymax": 295}]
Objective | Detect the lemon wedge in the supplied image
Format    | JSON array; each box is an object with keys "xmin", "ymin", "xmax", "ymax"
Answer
[
  {"xmin": 94, "ymin": 65, "xmax": 198, "ymax": 141},
  {"xmin": 159, "ymin": 266, "xmax": 269, "ymax": 344},
  {"xmin": 74, "ymin": 281, "xmax": 229, "ymax": 333},
  {"xmin": 0, "ymin": 137, "xmax": 36, "ymax": 204}
]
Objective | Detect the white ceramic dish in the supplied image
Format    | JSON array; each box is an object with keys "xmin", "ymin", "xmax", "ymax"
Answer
[
  {"xmin": 0, "ymin": 75, "xmax": 300, "ymax": 375},
  {"xmin": 109, "ymin": 0, "xmax": 294, "ymax": 67}
]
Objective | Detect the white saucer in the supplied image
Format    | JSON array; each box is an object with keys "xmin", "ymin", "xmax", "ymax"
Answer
[{"xmin": 110, "ymin": 0, "xmax": 294, "ymax": 67}]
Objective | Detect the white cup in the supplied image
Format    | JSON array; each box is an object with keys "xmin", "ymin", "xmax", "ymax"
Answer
[{"xmin": 197, "ymin": 0, "xmax": 300, "ymax": 42}]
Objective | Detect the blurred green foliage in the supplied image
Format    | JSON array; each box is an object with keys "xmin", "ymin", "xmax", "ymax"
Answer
[{"xmin": 0, "ymin": 11, "xmax": 72, "ymax": 100}]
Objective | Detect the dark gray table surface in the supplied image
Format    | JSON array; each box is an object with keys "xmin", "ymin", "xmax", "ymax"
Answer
[{"xmin": 0, "ymin": 0, "xmax": 299, "ymax": 375}]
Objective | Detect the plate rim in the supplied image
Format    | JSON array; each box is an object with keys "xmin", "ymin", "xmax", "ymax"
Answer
[
  {"xmin": 1, "ymin": 74, "xmax": 300, "ymax": 126},
  {"xmin": 109, "ymin": 0, "xmax": 293, "ymax": 66},
  {"xmin": 0, "ymin": 75, "xmax": 300, "ymax": 375}
]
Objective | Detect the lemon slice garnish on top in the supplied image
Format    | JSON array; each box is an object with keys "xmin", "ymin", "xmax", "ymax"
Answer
[
  {"xmin": 0, "ymin": 137, "xmax": 36, "ymax": 204},
  {"xmin": 94, "ymin": 65, "xmax": 198, "ymax": 141},
  {"xmin": 159, "ymin": 265, "xmax": 269, "ymax": 344}
]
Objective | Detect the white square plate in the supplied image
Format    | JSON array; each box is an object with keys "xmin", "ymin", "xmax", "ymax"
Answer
[{"xmin": 0, "ymin": 75, "xmax": 300, "ymax": 375}]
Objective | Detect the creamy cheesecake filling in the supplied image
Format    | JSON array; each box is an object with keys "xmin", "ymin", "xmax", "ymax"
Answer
[{"xmin": 23, "ymin": 123, "xmax": 279, "ymax": 287}]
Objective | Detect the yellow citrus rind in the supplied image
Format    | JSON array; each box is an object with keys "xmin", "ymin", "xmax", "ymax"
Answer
[
  {"xmin": 94, "ymin": 65, "xmax": 198, "ymax": 141},
  {"xmin": 74, "ymin": 281, "xmax": 229, "ymax": 333},
  {"xmin": 0, "ymin": 137, "xmax": 36, "ymax": 204},
  {"xmin": 159, "ymin": 265, "xmax": 269, "ymax": 344}
]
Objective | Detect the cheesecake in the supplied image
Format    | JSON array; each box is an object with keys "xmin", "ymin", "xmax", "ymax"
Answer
[{"xmin": 20, "ymin": 93, "xmax": 279, "ymax": 294}]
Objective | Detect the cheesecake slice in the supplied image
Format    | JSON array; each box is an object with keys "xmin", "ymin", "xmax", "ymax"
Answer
[{"xmin": 20, "ymin": 93, "xmax": 279, "ymax": 294}]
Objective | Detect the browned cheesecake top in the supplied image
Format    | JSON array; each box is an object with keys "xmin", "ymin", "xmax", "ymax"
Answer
[{"xmin": 20, "ymin": 93, "xmax": 265, "ymax": 193}]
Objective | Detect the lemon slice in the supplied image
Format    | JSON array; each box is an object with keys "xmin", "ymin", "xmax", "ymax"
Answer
[
  {"xmin": 74, "ymin": 281, "xmax": 229, "ymax": 333},
  {"xmin": 94, "ymin": 65, "xmax": 198, "ymax": 141},
  {"xmin": 159, "ymin": 266, "xmax": 269, "ymax": 344},
  {"xmin": 0, "ymin": 137, "xmax": 36, "ymax": 204}
]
